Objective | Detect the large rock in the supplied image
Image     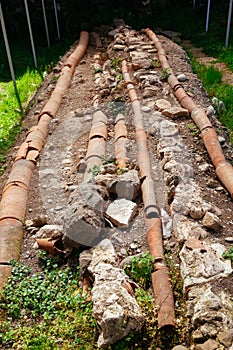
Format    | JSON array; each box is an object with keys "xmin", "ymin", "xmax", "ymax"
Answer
[
  {"xmin": 180, "ymin": 243, "xmax": 232, "ymax": 289},
  {"xmin": 86, "ymin": 240, "xmax": 144, "ymax": 348},
  {"xmin": 108, "ymin": 169, "xmax": 140, "ymax": 200},
  {"xmin": 173, "ymin": 214, "xmax": 208, "ymax": 242},
  {"xmin": 62, "ymin": 183, "xmax": 105, "ymax": 247}
]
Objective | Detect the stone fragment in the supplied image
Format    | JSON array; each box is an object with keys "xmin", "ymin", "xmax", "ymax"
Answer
[
  {"xmin": 192, "ymin": 329, "xmax": 205, "ymax": 342},
  {"xmin": 195, "ymin": 339, "xmax": 219, "ymax": 350},
  {"xmin": 161, "ymin": 209, "xmax": 172, "ymax": 239},
  {"xmin": 141, "ymin": 106, "xmax": 151, "ymax": 113},
  {"xmin": 172, "ymin": 346, "xmax": 188, "ymax": 350},
  {"xmin": 105, "ymin": 199, "xmax": 137, "ymax": 226},
  {"xmin": 95, "ymin": 174, "xmax": 115, "ymax": 188},
  {"xmin": 162, "ymin": 106, "xmax": 189, "ymax": 118},
  {"xmin": 173, "ymin": 214, "xmax": 207, "ymax": 242},
  {"xmin": 177, "ymin": 73, "xmax": 187, "ymax": 82},
  {"xmin": 202, "ymin": 212, "xmax": 221, "ymax": 231},
  {"xmin": 218, "ymin": 136, "xmax": 226, "ymax": 145},
  {"xmin": 113, "ymin": 44, "xmax": 126, "ymax": 50},
  {"xmin": 32, "ymin": 225, "xmax": 63, "ymax": 239},
  {"xmin": 185, "ymin": 238, "xmax": 207, "ymax": 251},
  {"xmin": 87, "ymin": 240, "xmax": 144, "ymax": 347},
  {"xmin": 218, "ymin": 329, "xmax": 233, "ymax": 348},
  {"xmin": 130, "ymin": 51, "xmax": 153, "ymax": 69},
  {"xmin": 88, "ymin": 239, "xmax": 118, "ymax": 274},
  {"xmin": 206, "ymin": 105, "xmax": 215, "ymax": 117},
  {"xmin": 143, "ymin": 87, "xmax": 159, "ymax": 98},
  {"xmin": 62, "ymin": 183, "xmax": 105, "ymax": 247},
  {"xmin": 155, "ymin": 99, "xmax": 171, "ymax": 111},
  {"xmin": 180, "ymin": 243, "xmax": 232, "ymax": 289},
  {"xmin": 199, "ymin": 163, "xmax": 210, "ymax": 172},
  {"xmin": 108, "ymin": 169, "xmax": 140, "ymax": 200},
  {"xmin": 225, "ymin": 236, "xmax": 233, "ymax": 243}
]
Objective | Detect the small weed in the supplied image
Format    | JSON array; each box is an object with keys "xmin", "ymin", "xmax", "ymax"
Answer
[
  {"xmin": 222, "ymin": 246, "xmax": 233, "ymax": 263},
  {"xmin": 159, "ymin": 68, "xmax": 171, "ymax": 81},
  {"xmin": 111, "ymin": 57, "xmax": 123, "ymax": 71},
  {"xmin": 109, "ymin": 101, "xmax": 125, "ymax": 116},
  {"xmin": 0, "ymin": 255, "xmax": 97, "ymax": 349},
  {"xmin": 153, "ymin": 59, "xmax": 160, "ymax": 68},
  {"xmin": 124, "ymin": 253, "xmax": 154, "ymax": 289},
  {"xmin": 94, "ymin": 67, "xmax": 103, "ymax": 74},
  {"xmin": 117, "ymin": 167, "xmax": 128, "ymax": 175},
  {"xmin": 187, "ymin": 123, "xmax": 199, "ymax": 135},
  {"xmin": 88, "ymin": 164, "xmax": 101, "ymax": 178}
]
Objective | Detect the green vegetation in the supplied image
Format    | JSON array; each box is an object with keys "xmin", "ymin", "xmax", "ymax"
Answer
[
  {"xmin": 0, "ymin": 253, "xmax": 97, "ymax": 349},
  {"xmin": 124, "ymin": 253, "xmax": 155, "ymax": 289},
  {"xmin": 223, "ymin": 246, "xmax": 233, "ymax": 263},
  {"xmin": 191, "ymin": 58, "xmax": 233, "ymax": 141},
  {"xmin": 0, "ymin": 37, "xmax": 74, "ymax": 174}
]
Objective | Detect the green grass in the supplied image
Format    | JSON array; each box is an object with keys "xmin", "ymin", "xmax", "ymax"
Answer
[
  {"xmin": 0, "ymin": 254, "xmax": 97, "ymax": 349},
  {"xmin": 191, "ymin": 58, "xmax": 233, "ymax": 141},
  {"xmin": 0, "ymin": 37, "xmax": 75, "ymax": 174}
]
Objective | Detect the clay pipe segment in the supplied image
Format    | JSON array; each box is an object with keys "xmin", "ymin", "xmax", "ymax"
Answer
[
  {"xmin": 122, "ymin": 60, "xmax": 176, "ymax": 328},
  {"xmin": 114, "ymin": 113, "xmax": 128, "ymax": 169},
  {"xmin": 0, "ymin": 32, "xmax": 89, "ymax": 290},
  {"xmin": 145, "ymin": 217, "xmax": 176, "ymax": 328},
  {"xmin": 83, "ymin": 110, "xmax": 108, "ymax": 182},
  {"xmin": 40, "ymin": 31, "xmax": 89, "ymax": 118},
  {"xmin": 145, "ymin": 28, "xmax": 233, "ymax": 199}
]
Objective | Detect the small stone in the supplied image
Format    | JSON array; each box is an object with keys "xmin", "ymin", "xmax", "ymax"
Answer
[
  {"xmin": 162, "ymin": 106, "xmax": 189, "ymax": 118},
  {"xmin": 172, "ymin": 346, "xmax": 188, "ymax": 350},
  {"xmin": 206, "ymin": 105, "xmax": 215, "ymax": 117},
  {"xmin": 196, "ymin": 339, "xmax": 219, "ymax": 350},
  {"xmin": 185, "ymin": 238, "xmax": 207, "ymax": 252},
  {"xmin": 218, "ymin": 329, "xmax": 233, "ymax": 348},
  {"xmin": 177, "ymin": 73, "xmax": 187, "ymax": 82},
  {"xmin": 199, "ymin": 163, "xmax": 210, "ymax": 172},
  {"xmin": 207, "ymin": 178, "xmax": 218, "ymax": 188},
  {"xmin": 130, "ymin": 242, "xmax": 138, "ymax": 249},
  {"xmin": 25, "ymin": 220, "xmax": 33, "ymax": 228},
  {"xmin": 32, "ymin": 214, "xmax": 48, "ymax": 227},
  {"xmin": 143, "ymin": 87, "xmax": 159, "ymax": 98},
  {"xmin": 155, "ymin": 99, "xmax": 171, "ymax": 111},
  {"xmin": 105, "ymin": 199, "xmax": 137, "ymax": 226},
  {"xmin": 218, "ymin": 136, "xmax": 226, "ymax": 145},
  {"xmin": 225, "ymin": 236, "xmax": 233, "ymax": 243},
  {"xmin": 141, "ymin": 106, "xmax": 151, "ymax": 113},
  {"xmin": 192, "ymin": 329, "xmax": 205, "ymax": 342},
  {"xmin": 33, "ymin": 241, "xmax": 39, "ymax": 249},
  {"xmin": 113, "ymin": 44, "xmax": 126, "ymax": 50},
  {"xmin": 202, "ymin": 212, "xmax": 221, "ymax": 231}
]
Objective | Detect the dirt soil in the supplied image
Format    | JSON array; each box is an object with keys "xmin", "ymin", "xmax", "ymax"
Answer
[{"xmin": 0, "ymin": 24, "xmax": 233, "ymax": 347}]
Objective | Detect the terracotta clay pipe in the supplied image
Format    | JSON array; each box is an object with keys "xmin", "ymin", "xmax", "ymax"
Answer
[
  {"xmin": 114, "ymin": 113, "xmax": 128, "ymax": 169},
  {"xmin": 144, "ymin": 28, "xmax": 233, "ymax": 198},
  {"xmin": 0, "ymin": 32, "xmax": 89, "ymax": 289},
  {"xmin": 83, "ymin": 109, "xmax": 108, "ymax": 182},
  {"xmin": 122, "ymin": 59, "xmax": 176, "ymax": 329}
]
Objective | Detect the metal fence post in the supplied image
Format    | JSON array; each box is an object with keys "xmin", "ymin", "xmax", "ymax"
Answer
[
  {"xmin": 24, "ymin": 0, "xmax": 38, "ymax": 68},
  {"xmin": 0, "ymin": 2, "xmax": 22, "ymax": 112}
]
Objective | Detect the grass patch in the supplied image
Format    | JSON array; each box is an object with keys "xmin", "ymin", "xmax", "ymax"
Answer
[
  {"xmin": 191, "ymin": 58, "xmax": 233, "ymax": 141},
  {"xmin": 0, "ymin": 253, "xmax": 97, "ymax": 349}
]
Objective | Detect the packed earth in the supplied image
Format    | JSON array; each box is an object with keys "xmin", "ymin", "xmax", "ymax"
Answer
[{"xmin": 0, "ymin": 21, "xmax": 233, "ymax": 349}]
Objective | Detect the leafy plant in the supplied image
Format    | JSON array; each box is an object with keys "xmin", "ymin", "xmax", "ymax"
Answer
[
  {"xmin": 0, "ymin": 255, "xmax": 97, "ymax": 349},
  {"xmin": 124, "ymin": 253, "xmax": 154, "ymax": 289},
  {"xmin": 222, "ymin": 246, "xmax": 233, "ymax": 263},
  {"xmin": 159, "ymin": 68, "xmax": 171, "ymax": 81},
  {"xmin": 111, "ymin": 57, "xmax": 123, "ymax": 71}
]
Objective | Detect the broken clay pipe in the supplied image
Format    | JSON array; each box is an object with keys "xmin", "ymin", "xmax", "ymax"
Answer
[
  {"xmin": 0, "ymin": 32, "xmax": 89, "ymax": 290},
  {"xmin": 144, "ymin": 28, "xmax": 233, "ymax": 199},
  {"xmin": 122, "ymin": 59, "xmax": 176, "ymax": 329}
]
